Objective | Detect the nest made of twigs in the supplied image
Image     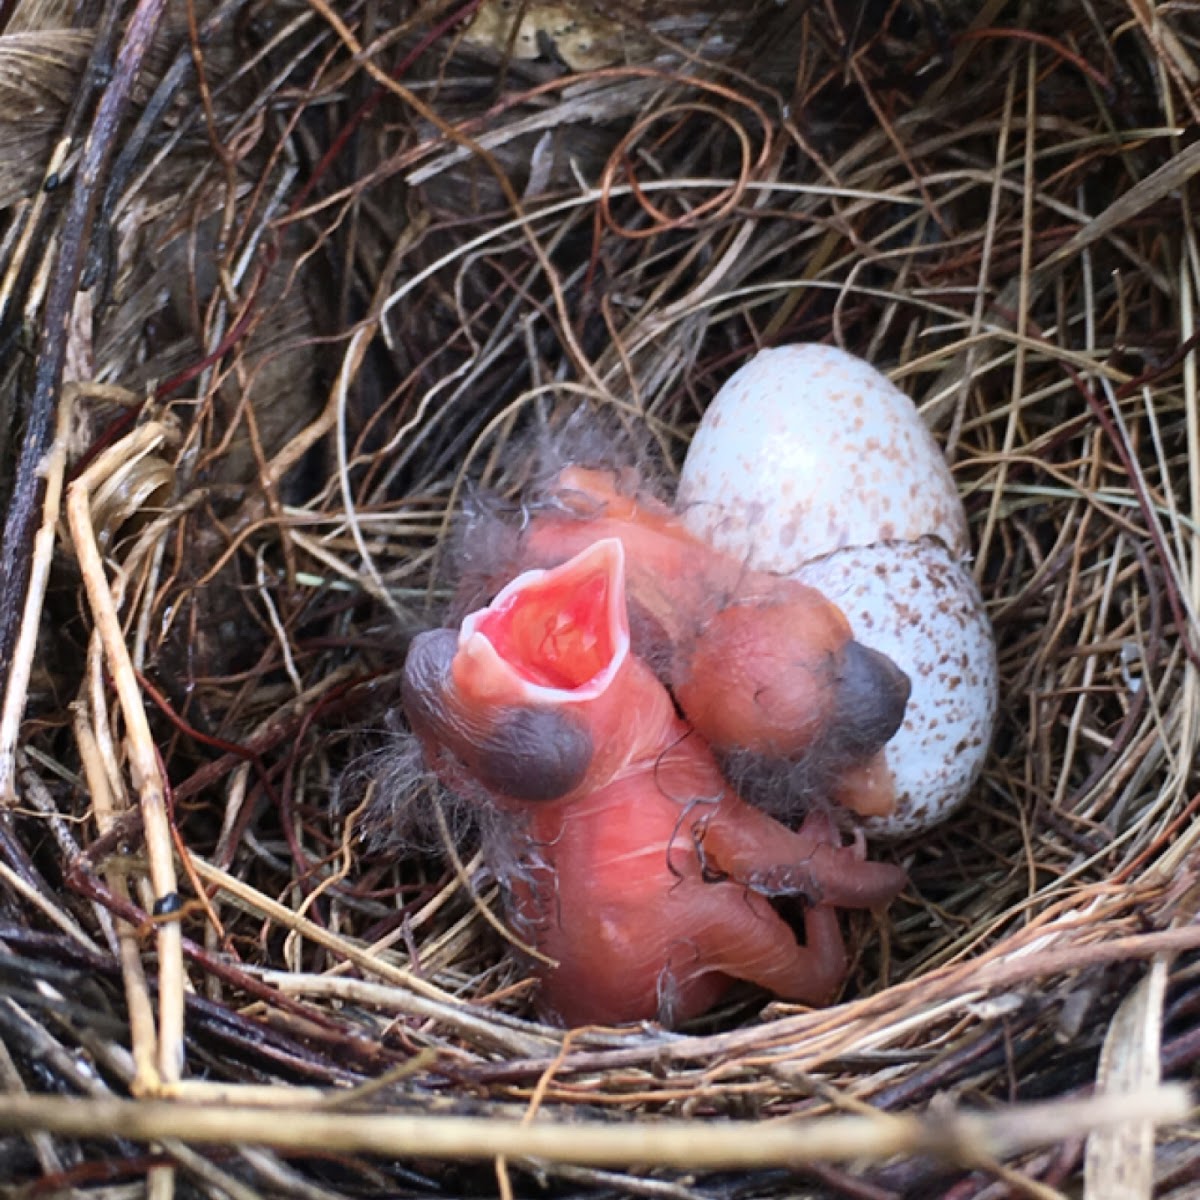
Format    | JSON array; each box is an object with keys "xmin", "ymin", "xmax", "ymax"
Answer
[{"xmin": 0, "ymin": 1, "xmax": 1198, "ymax": 1197}]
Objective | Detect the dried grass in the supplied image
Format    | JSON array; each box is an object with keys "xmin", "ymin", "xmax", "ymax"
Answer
[{"xmin": 0, "ymin": 0, "xmax": 1197, "ymax": 1197}]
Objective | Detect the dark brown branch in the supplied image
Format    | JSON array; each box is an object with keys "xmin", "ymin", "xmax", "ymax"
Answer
[{"xmin": 0, "ymin": 0, "xmax": 170, "ymax": 696}]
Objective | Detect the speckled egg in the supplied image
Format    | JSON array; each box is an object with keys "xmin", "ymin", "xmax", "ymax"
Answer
[
  {"xmin": 678, "ymin": 344, "xmax": 968, "ymax": 570},
  {"xmin": 677, "ymin": 342, "xmax": 997, "ymax": 835},
  {"xmin": 794, "ymin": 538, "xmax": 997, "ymax": 837}
]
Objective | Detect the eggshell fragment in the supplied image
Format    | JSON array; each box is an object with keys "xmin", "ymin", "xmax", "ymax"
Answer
[
  {"xmin": 794, "ymin": 538, "xmax": 997, "ymax": 837},
  {"xmin": 678, "ymin": 344, "xmax": 968, "ymax": 569}
]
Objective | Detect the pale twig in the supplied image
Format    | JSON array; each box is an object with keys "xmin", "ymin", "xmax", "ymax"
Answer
[
  {"xmin": 0, "ymin": 858, "xmax": 103, "ymax": 954},
  {"xmin": 256, "ymin": 970, "xmax": 556, "ymax": 1057},
  {"xmin": 65, "ymin": 421, "xmax": 184, "ymax": 1093},
  {"xmin": 0, "ymin": 387, "xmax": 72, "ymax": 803},
  {"xmin": 977, "ymin": 46, "xmax": 1037, "ymax": 569},
  {"xmin": 0, "ymin": 1086, "xmax": 1188, "ymax": 1169},
  {"xmin": 73, "ymin": 638, "xmax": 159, "ymax": 1095}
]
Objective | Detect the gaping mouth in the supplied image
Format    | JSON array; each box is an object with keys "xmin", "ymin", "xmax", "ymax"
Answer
[{"xmin": 459, "ymin": 538, "xmax": 630, "ymax": 702}]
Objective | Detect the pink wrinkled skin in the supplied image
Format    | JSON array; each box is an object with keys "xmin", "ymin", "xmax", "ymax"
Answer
[{"xmin": 403, "ymin": 539, "xmax": 905, "ymax": 1027}]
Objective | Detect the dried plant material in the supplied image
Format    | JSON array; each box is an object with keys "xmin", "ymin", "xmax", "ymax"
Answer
[
  {"xmin": 65, "ymin": 420, "xmax": 186, "ymax": 1093},
  {"xmin": 0, "ymin": 30, "xmax": 89, "ymax": 208},
  {"xmin": 0, "ymin": 1, "xmax": 1198, "ymax": 1197},
  {"xmin": 6, "ymin": 0, "xmax": 77, "ymax": 33},
  {"xmin": 463, "ymin": 0, "xmax": 744, "ymax": 69},
  {"xmin": 0, "ymin": 392, "xmax": 71, "ymax": 802},
  {"xmin": 0, "ymin": 1085, "xmax": 1190, "ymax": 1167},
  {"xmin": 465, "ymin": 0, "xmax": 651, "ymax": 68},
  {"xmin": 1085, "ymin": 956, "xmax": 1171, "ymax": 1200}
]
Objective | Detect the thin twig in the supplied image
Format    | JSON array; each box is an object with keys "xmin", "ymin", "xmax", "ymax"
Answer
[{"xmin": 0, "ymin": 1086, "xmax": 1188, "ymax": 1168}]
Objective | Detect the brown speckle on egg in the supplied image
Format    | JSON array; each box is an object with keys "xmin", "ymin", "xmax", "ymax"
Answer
[
  {"xmin": 796, "ymin": 537, "xmax": 997, "ymax": 838},
  {"xmin": 678, "ymin": 344, "xmax": 969, "ymax": 571},
  {"xmin": 677, "ymin": 342, "xmax": 997, "ymax": 838}
]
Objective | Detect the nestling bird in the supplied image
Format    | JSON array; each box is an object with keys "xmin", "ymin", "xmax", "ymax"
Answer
[
  {"xmin": 463, "ymin": 463, "xmax": 912, "ymax": 821},
  {"xmin": 403, "ymin": 538, "xmax": 906, "ymax": 1026}
]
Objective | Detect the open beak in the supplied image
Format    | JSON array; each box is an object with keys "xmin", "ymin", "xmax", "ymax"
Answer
[{"xmin": 454, "ymin": 538, "xmax": 631, "ymax": 707}]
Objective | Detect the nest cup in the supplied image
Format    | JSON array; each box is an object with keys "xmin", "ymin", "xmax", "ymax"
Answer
[{"xmin": 0, "ymin": 1, "xmax": 1197, "ymax": 1196}]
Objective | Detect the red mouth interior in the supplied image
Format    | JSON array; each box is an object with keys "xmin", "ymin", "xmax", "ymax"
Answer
[{"xmin": 476, "ymin": 563, "xmax": 618, "ymax": 690}]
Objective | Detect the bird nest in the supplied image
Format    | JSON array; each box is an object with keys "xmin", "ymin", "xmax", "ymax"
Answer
[{"xmin": 0, "ymin": 0, "xmax": 1198, "ymax": 1196}]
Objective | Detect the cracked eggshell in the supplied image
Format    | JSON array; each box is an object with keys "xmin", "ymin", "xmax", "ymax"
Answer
[
  {"xmin": 678, "ymin": 344, "xmax": 968, "ymax": 570},
  {"xmin": 795, "ymin": 538, "xmax": 997, "ymax": 837}
]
